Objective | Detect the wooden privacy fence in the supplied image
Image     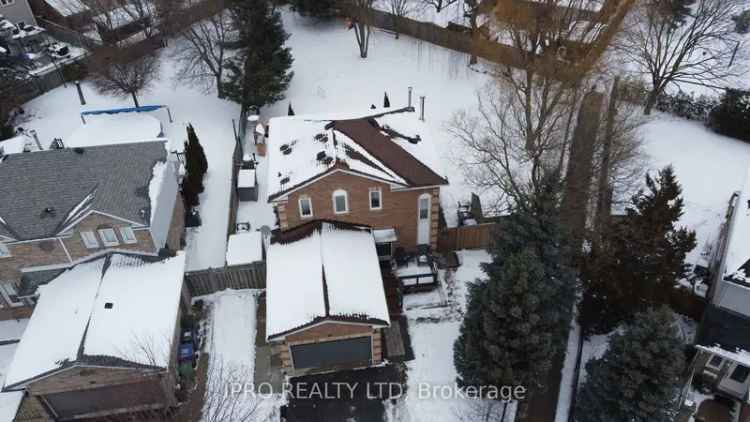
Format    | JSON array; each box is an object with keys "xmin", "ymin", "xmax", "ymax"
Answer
[
  {"xmin": 185, "ymin": 262, "xmax": 266, "ymax": 297},
  {"xmin": 438, "ymin": 223, "xmax": 499, "ymax": 252}
]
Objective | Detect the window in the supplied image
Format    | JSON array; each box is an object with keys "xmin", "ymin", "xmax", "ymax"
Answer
[
  {"xmin": 0, "ymin": 0, "xmax": 16, "ymax": 7},
  {"xmin": 98, "ymin": 228, "xmax": 120, "ymax": 247},
  {"xmin": 369, "ymin": 188, "xmax": 382, "ymax": 210},
  {"xmin": 119, "ymin": 227, "xmax": 137, "ymax": 244},
  {"xmin": 707, "ymin": 355, "xmax": 724, "ymax": 369},
  {"xmin": 730, "ymin": 365, "xmax": 750, "ymax": 383},
  {"xmin": 299, "ymin": 196, "xmax": 313, "ymax": 218},
  {"xmin": 333, "ymin": 190, "xmax": 349, "ymax": 214},
  {"xmin": 419, "ymin": 196, "xmax": 430, "ymax": 220},
  {"xmin": 0, "ymin": 284, "xmax": 23, "ymax": 308},
  {"xmin": 80, "ymin": 231, "xmax": 100, "ymax": 249},
  {"xmin": 0, "ymin": 242, "xmax": 10, "ymax": 258},
  {"xmin": 376, "ymin": 242, "xmax": 393, "ymax": 260}
]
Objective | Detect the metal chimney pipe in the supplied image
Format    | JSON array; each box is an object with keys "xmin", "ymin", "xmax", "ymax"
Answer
[
  {"xmin": 408, "ymin": 87, "xmax": 413, "ymax": 108},
  {"xmin": 29, "ymin": 130, "xmax": 43, "ymax": 150},
  {"xmin": 419, "ymin": 96, "xmax": 426, "ymax": 121}
]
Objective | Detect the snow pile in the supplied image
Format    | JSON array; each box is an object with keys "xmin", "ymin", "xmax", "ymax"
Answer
[
  {"xmin": 68, "ymin": 113, "xmax": 164, "ymax": 148},
  {"xmin": 0, "ymin": 134, "xmax": 40, "ymax": 155},
  {"xmin": 265, "ymin": 222, "xmax": 390, "ymax": 338},
  {"xmin": 0, "ymin": 320, "xmax": 28, "ymax": 343},
  {"xmin": 4, "ymin": 253, "xmax": 185, "ymax": 387},
  {"xmin": 226, "ymin": 231, "xmax": 263, "ymax": 266},
  {"xmin": 238, "ymin": 168, "xmax": 256, "ymax": 188}
]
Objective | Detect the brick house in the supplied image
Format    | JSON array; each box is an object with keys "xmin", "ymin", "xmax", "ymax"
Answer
[
  {"xmin": 0, "ymin": 141, "xmax": 184, "ymax": 319},
  {"xmin": 266, "ymin": 221, "xmax": 390, "ymax": 376},
  {"xmin": 267, "ymin": 107, "xmax": 449, "ymax": 256},
  {"xmin": 3, "ymin": 252, "xmax": 187, "ymax": 421}
]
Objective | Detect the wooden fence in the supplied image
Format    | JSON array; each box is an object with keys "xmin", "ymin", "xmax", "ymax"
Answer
[
  {"xmin": 185, "ymin": 262, "xmax": 266, "ymax": 297},
  {"xmin": 438, "ymin": 223, "xmax": 499, "ymax": 252}
]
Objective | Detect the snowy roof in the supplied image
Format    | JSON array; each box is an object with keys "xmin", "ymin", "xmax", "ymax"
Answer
[
  {"xmin": 92, "ymin": 4, "xmax": 148, "ymax": 29},
  {"xmin": 226, "ymin": 231, "xmax": 264, "ymax": 266},
  {"xmin": 238, "ymin": 168, "xmax": 256, "ymax": 188},
  {"xmin": 266, "ymin": 221, "xmax": 390, "ymax": 340},
  {"xmin": 0, "ymin": 392, "xmax": 22, "ymax": 422},
  {"xmin": 373, "ymin": 228, "xmax": 397, "ymax": 243},
  {"xmin": 3, "ymin": 252, "xmax": 185, "ymax": 389},
  {"xmin": 68, "ymin": 113, "xmax": 164, "ymax": 148},
  {"xmin": 44, "ymin": 0, "xmax": 89, "ymax": 16},
  {"xmin": 722, "ymin": 166, "xmax": 750, "ymax": 281},
  {"xmin": 0, "ymin": 141, "xmax": 173, "ymax": 241},
  {"xmin": 266, "ymin": 107, "xmax": 447, "ymax": 201},
  {"xmin": 0, "ymin": 133, "xmax": 41, "ymax": 155}
]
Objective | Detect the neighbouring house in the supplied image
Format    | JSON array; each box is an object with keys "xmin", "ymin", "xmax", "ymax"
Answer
[
  {"xmin": 0, "ymin": 0, "xmax": 36, "ymax": 26},
  {"xmin": 266, "ymin": 107, "xmax": 449, "ymax": 255},
  {"xmin": 3, "ymin": 252, "xmax": 187, "ymax": 421},
  {"xmin": 0, "ymin": 140, "xmax": 184, "ymax": 319},
  {"xmin": 265, "ymin": 220, "xmax": 391, "ymax": 376},
  {"xmin": 693, "ymin": 166, "xmax": 750, "ymax": 420},
  {"xmin": 28, "ymin": 0, "xmax": 90, "ymax": 30}
]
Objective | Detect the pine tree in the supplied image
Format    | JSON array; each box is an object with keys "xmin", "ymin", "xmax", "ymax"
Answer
[
  {"xmin": 288, "ymin": 102, "xmax": 295, "ymax": 116},
  {"xmin": 383, "ymin": 92, "xmax": 390, "ymax": 108},
  {"xmin": 579, "ymin": 166, "xmax": 696, "ymax": 334},
  {"xmin": 576, "ymin": 306, "xmax": 685, "ymax": 422},
  {"xmin": 182, "ymin": 124, "xmax": 208, "ymax": 209},
  {"xmin": 454, "ymin": 176, "xmax": 577, "ymax": 396},
  {"xmin": 223, "ymin": 0, "xmax": 294, "ymax": 113},
  {"xmin": 289, "ymin": 0, "xmax": 338, "ymax": 18}
]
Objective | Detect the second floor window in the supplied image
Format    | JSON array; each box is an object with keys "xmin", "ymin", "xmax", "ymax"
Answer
[
  {"xmin": 119, "ymin": 227, "xmax": 138, "ymax": 244},
  {"xmin": 0, "ymin": 242, "xmax": 10, "ymax": 258},
  {"xmin": 299, "ymin": 196, "xmax": 313, "ymax": 218},
  {"xmin": 81, "ymin": 231, "xmax": 100, "ymax": 249},
  {"xmin": 0, "ymin": 0, "xmax": 16, "ymax": 7},
  {"xmin": 369, "ymin": 188, "xmax": 382, "ymax": 210},
  {"xmin": 333, "ymin": 190, "xmax": 349, "ymax": 214},
  {"xmin": 98, "ymin": 228, "xmax": 120, "ymax": 247}
]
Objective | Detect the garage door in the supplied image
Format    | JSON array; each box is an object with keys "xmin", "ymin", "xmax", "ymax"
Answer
[
  {"xmin": 291, "ymin": 336, "xmax": 372, "ymax": 370},
  {"xmin": 44, "ymin": 381, "xmax": 165, "ymax": 420}
]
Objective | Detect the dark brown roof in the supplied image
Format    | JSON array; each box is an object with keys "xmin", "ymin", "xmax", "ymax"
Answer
[{"xmin": 333, "ymin": 117, "xmax": 448, "ymax": 187}]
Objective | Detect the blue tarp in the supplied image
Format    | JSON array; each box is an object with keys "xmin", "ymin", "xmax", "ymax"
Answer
[{"xmin": 80, "ymin": 105, "xmax": 166, "ymax": 116}]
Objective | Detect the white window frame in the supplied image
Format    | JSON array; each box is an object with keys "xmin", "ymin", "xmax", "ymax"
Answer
[
  {"xmin": 98, "ymin": 228, "xmax": 120, "ymax": 247},
  {"xmin": 0, "ymin": 284, "xmax": 24, "ymax": 308},
  {"xmin": 0, "ymin": 0, "xmax": 16, "ymax": 7},
  {"xmin": 706, "ymin": 354, "xmax": 724, "ymax": 370},
  {"xmin": 369, "ymin": 188, "xmax": 382, "ymax": 210},
  {"xmin": 0, "ymin": 242, "xmax": 10, "ymax": 259},
  {"xmin": 119, "ymin": 226, "xmax": 138, "ymax": 244},
  {"xmin": 332, "ymin": 189, "xmax": 349, "ymax": 214},
  {"xmin": 418, "ymin": 195, "xmax": 430, "ymax": 220},
  {"xmin": 298, "ymin": 196, "xmax": 314, "ymax": 219},
  {"xmin": 80, "ymin": 231, "xmax": 100, "ymax": 249}
]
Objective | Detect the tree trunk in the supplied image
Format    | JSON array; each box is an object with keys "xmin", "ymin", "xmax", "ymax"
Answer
[
  {"xmin": 594, "ymin": 77, "xmax": 619, "ymax": 242},
  {"xmin": 131, "ymin": 92, "xmax": 140, "ymax": 108},
  {"xmin": 469, "ymin": 11, "xmax": 478, "ymax": 65},
  {"xmin": 216, "ymin": 75, "xmax": 224, "ymax": 98},
  {"xmin": 644, "ymin": 87, "xmax": 659, "ymax": 115}
]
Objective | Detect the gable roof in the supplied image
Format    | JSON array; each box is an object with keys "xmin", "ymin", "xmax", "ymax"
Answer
[
  {"xmin": 265, "ymin": 220, "xmax": 390, "ymax": 340},
  {"xmin": 266, "ymin": 107, "xmax": 448, "ymax": 201},
  {"xmin": 3, "ymin": 252, "xmax": 185, "ymax": 389},
  {"xmin": 0, "ymin": 141, "xmax": 170, "ymax": 241}
]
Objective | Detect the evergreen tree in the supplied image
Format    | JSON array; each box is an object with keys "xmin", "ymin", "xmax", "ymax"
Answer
[
  {"xmin": 383, "ymin": 92, "xmax": 390, "ymax": 108},
  {"xmin": 288, "ymin": 102, "xmax": 295, "ymax": 116},
  {"xmin": 576, "ymin": 307, "xmax": 685, "ymax": 422},
  {"xmin": 454, "ymin": 176, "xmax": 577, "ymax": 396},
  {"xmin": 652, "ymin": 0, "xmax": 696, "ymax": 27},
  {"xmin": 289, "ymin": 0, "xmax": 338, "ymax": 18},
  {"xmin": 223, "ymin": 0, "xmax": 294, "ymax": 113},
  {"xmin": 580, "ymin": 166, "xmax": 696, "ymax": 334},
  {"xmin": 182, "ymin": 124, "xmax": 208, "ymax": 209}
]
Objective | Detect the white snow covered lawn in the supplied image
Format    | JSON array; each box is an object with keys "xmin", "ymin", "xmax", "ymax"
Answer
[
  {"xmin": 387, "ymin": 249, "xmax": 516, "ymax": 422},
  {"xmin": 200, "ymin": 289, "xmax": 281, "ymax": 422}
]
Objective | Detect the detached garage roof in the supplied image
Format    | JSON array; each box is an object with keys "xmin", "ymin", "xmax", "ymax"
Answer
[
  {"xmin": 266, "ymin": 221, "xmax": 390, "ymax": 340},
  {"xmin": 4, "ymin": 252, "xmax": 185, "ymax": 389}
]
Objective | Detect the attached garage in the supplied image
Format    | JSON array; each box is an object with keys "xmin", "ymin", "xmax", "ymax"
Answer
[
  {"xmin": 291, "ymin": 337, "xmax": 373, "ymax": 370},
  {"xmin": 43, "ymin": 380, "xmax": 165, "ymax": 420}
]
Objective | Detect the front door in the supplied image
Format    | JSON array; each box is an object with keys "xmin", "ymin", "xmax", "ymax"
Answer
[{"xmin": 417, "ymin": 193, "xmax": 431, "ymax": 246}]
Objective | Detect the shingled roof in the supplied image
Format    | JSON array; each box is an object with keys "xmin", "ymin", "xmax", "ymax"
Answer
[
  {"xmin": 266, "ymin": 107, "xmax": 448, "ymax": 201},
  {"xmin": 0, "ymin": 141, "xmax": 169, "ymax": 241}
]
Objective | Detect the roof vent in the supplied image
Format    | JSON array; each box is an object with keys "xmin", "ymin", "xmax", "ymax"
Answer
[
  {"xmin": 316, "ymin": 151, "xmax": 327, "ymax": 161},
  {"xmin": 42, "ymin": 207, "xmax": 56, "ymax": 217},
  {"xmin": 104, "ymin": 302, "xmax": 113, "ymax": 309},
  {"xmin": 50, "ymin": 138, "xmax": 65, "ymax": 149},
  {"xmin": 280, "ymin": 144, "xmax": 290, "ymax": 153},
  {"xmin": 73, "ymin": 147, "xmax": 85, "ymax": 154},
  {"xmin": 322, "ymin": 156, "xmax": 333, "ymax": 166},
  {"xmin": 283, "ymin": 147, "xmax": 293, "ymax": 155},
  {"xmin": 314, "ymin": 133, "xmax": 328, "ymax": 143},
  {"xmin": 747, "ymin": 199, "xmax": 750, "ymax": 210},
  {"xmin": 280, "ymin": 176, "xmax": 290, "ymax": 185},
  {"xmin": 408, "ymin": 134, "xmax": 422, "ymax": 145}
]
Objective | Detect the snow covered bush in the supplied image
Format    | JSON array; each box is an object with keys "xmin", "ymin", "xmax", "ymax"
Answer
[
  {"xmin": 708, "ymin": 88, "xmax": 750, "ymax": 142},
  {"xmin": 655, "ymin": 91, "xmax": 718, "ymax": 122}
]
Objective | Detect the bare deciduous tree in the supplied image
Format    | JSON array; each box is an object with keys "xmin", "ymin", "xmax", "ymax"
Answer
[
  {"xmin": 172, "ymin": 1, "xmax": 233, "ymax": 96},
  {"xmin": 345, "ymin": 0, "xmax": 375, "ymax": 58},
  {"xmin": 456, "ymin": 400, "xmax": 515, "ymax": 422},
  {"xmin": 89, "ymin": 46, "xmax": 161, "ymax": 107},
  {"xmin": 622, "ymin": 0, "xmax": 747, "ymax": 114},
  {"xmin": 386, "ymin": 0, "xmax": 418, "ymax": 38},
  {"xmin": 202, "ymin": 357, "xmax": 263, "ymax": 422},
  {"xmin": 421, "ymin": 0, "xmax": 457, "ymax": 13}
]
